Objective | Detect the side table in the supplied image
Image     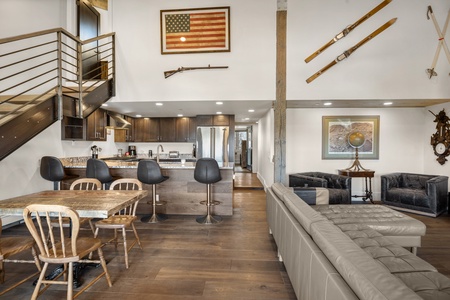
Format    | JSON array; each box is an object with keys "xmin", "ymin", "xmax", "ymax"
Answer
[{"xmin": 338, "ymin": 169, "xmax": 375, "ymax": 203}]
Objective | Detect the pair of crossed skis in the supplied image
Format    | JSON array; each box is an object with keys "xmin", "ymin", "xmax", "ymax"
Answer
[
  {"xmin": 426, "ymin": 6, "xmax": 450, "ymax": 79},
  {"xmin": 305, "ymin": 0, "xmax": 396, "ymax": 83}
]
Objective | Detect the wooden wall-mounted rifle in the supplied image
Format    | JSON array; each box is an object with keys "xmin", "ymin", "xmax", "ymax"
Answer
[
  {"xmin": 426, "ymin": 6, "xmax": 450, "ymax": 79},
  {"xmin": 306, "ymin": 18, "xmax": 397, "ymax": 83},
  {"xmin": 164, "ymin": 65, "xmax": 229, "ymax": 79},
  {"xmin": 304, "ymin": 0, "xmax": 392, "ymax": 63}
]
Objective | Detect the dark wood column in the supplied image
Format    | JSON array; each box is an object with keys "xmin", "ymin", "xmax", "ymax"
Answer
[{"xmin": 274, "ymin": 2, "xmax": 287, "ymax": 184}]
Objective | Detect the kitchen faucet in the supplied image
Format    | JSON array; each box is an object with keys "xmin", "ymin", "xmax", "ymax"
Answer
[{"xmin": 156, "ymin": 144, "xmax": 164, "ymax": 163}]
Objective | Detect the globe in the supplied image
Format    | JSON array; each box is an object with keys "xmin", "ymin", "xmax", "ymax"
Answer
[{"xmin": 348, "ymin": 131, "xmax": 365, "ymax": 149}]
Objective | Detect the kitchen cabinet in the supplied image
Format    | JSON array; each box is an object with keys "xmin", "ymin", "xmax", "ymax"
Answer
[
  {"xmin": 134, "ymin": 117, "xmax": 160, "ymax": 142},
  {"xmin": 114, "ymin": 129, "xmax": 127, "ymax": 142},
  {"xmin": 195, "ymin": 114, "xmax": 230, "ymax": 126},
  {"xmin": 86, "ymin": 109, "xmax": 106, "ymax": 141},
  {"xmin": 159, "ymin": 118, "xmax": 176, "ymax": 142},
  {"xmin": 61, "ymin": 116, "xmax": 85, "ymax": 140},
  {"xmin": 175, "ymin": 117, "xmax": 196, "ymax": 142},
  {"xmin": 188, "ymin": 117, "xmax": 197, "ymax": 142}
]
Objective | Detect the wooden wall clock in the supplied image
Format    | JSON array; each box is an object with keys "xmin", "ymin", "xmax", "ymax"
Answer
[{"xmin": 430, "ymin": 109, "xmax": 450, "ymax": 165}]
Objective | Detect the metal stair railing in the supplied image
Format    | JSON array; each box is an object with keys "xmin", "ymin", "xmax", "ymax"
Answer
[{"xmin": 0, "ymin": 27, "xmax": 115, "ymax": 122}]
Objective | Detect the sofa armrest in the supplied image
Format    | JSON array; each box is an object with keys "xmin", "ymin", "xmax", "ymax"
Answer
[
  {"xmin": 381, "ymin": 173, "xmax": 402, "ymax": 201},
  {"xmin": 426, "ymin": 176, "xmax": 449, "ymax": 212},
  {"xmin": 289, "ymin": 174, "xmax": 327, "ymax": 188}
]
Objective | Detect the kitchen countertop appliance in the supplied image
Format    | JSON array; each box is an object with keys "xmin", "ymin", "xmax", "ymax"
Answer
[{"xmin": 128, "ymin": 145, "xmax": 137, "ymax": 156}]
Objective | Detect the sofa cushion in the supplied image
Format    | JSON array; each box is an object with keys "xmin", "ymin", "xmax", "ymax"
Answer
[
  {"xmin": 400, "ymin": 174, "xmax": 433, "ymax": 189},
  {"xmin": 337, "ymin": 224, "xmax": 436, "ymax": 274},
  {"xmin": 394, "ymin": 272, "xmax": 450, "ymax": 300},
  {"xmin": 282, "ymin": 192, "xmax": 327, "ymax": 234},
  {"xmin": 386, "ymin": 188, "xmax": 430, "ymax": 208},
  {"xmin": 313, "ymin": 204, "xmax": 426, "ymax": 237},
  {"xmin": 311, "ymin": 221, "xmax": 422, "ymax": 300}
]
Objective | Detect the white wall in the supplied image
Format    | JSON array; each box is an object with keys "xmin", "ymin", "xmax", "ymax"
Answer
[{"xmin": 257, "ymin": 109, "xmax": 275, "ymax": 189}]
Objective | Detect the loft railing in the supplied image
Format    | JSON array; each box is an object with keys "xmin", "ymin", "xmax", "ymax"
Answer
[{"xmin": 0, "ymin": 27, "xmax": 115, "ymax": 122}]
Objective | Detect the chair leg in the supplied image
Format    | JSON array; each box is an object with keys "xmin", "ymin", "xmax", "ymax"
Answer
[
  {"xmin": 31, "ymin": 245, "xmax": 42, "ymax": 272},
  {"xmin": 32, "ymin": 262, "xmax": 49, "ymax": 300},
  {"xmin": 131, "ymin": 223, "xmax": 143, "ymax": 250},
  {"xmin": 196, "ymin": 184, "xmax": 222, "ymax": 224},
  {"xmin": 97, "ymin": 247, "xmax": 112, "ymax": 287},
  {"xmin": 122, "ymin": 228, "xmax": 129, "ymax": 269},
  {"xmin": 0, "ymin": 260, "xmax": 4, "ymax": 284},
  {"xmin": 67, "ymin": 262, "xmax": 74, "ymax": 300}
]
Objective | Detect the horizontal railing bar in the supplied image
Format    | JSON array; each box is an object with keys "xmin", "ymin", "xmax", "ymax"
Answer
[
  {"xmin": 61, "ymin": 41, "xmax": 78, "ymax": 53},
  {"xmin": 0, "ymin": 68, "xmax": 57, "ymax": 95},
  {"xmin": 0, "ymin": 49, "xmax": 57, "ymax": 70},
  {"xmin": 0, "ymin": 40, "xmax": 57, "ymax": 58},
  {"xmin": 0, "ymin": 59, "xmax": 57, "ymax": 82},
  {"xmin": 0, "ymin": 76, "xmax": 57, "ymax": 105},
  {"xmin": 61, "ymin": 58, "xmax": 78, "ymax": 70},
  {"xmin": 61, "ymin": 50, "xmax": 77, "ymax": 62},
  {"xmin": 0, "ymin": 28, "xmax": 80, "ymax": 45},
  {"xmin": 82, "ymin": 32, "xmax": 115, "ymax": 45}
]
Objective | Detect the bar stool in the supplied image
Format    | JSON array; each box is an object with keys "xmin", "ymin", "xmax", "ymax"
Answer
[
  {"xmin": 86, "ymin": 158, "xmax": 119, "ymax": 190},
  {"xmin": 137, "ymin": 160, "xmax": 169, "ymax": 223},
  {"xmin": 40, "ymin": 156, "xmax": 78, "ymax": 190},
  {"xmin": 194, "ymin": 158, "xmax": 222, "ymax": 224}
]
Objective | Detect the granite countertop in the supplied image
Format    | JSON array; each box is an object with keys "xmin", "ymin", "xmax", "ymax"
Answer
[{"xmin": 61, "ymin": 156, "xmax": 234, "ymax": 170}]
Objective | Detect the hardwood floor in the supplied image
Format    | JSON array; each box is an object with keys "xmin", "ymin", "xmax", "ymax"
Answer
[{"xmin": 1, "ymin": 176, "xmax": 449, "ymax": 299}]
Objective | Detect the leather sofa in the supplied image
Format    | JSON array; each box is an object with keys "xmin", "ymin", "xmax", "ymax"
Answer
[
  {"xmin": 289, "ymin": 172, "xmax": 351, "ymax": 204},
  {"xmin": 381, "ymin": 172, "xmax": 448, "ymax": 217},
  {"xmin": 266, "ymin": 182, "xmax": 450, "ymax": 300}
]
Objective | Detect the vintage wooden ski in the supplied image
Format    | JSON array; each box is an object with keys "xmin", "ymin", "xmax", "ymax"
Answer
[
  {"xmin": 306, "ymin": 18, "xmax": 397, "ymax": 84},
  {"xmin": 305, "ymin": 0, "xmax": 392, "ymax": 63},
  {"xmin": 426, "ymin": 6, "xmax": 450, "ymax": 78}
]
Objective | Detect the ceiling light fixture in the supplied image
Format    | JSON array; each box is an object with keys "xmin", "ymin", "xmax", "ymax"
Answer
[
  {"xmin": 216, "ymin": 102, "xmax": 223, "ymax": 105},
  {"xmin": 156, "ymin": 103, "xmax": 163, "ymax": 106},
  {"xmin": 324, "ymin": 102, "xmax": 332, "ymax": 106},
  {"xmin": 216, "ymin": 111, "xmax": 222, "ymax": 114},
  {"xmin": 383, "ymin": 102, "xmax": 393, "ymax": 106},
  {"xmin": 136, "ymin": 114, "xmax": 142, "ymax": 117},
  {"xmin": 248, "ymin": 109, "xmax": 255, "ymax": 112},
  {"xmin": 101, "ymin": 103, "xmax": 108, "ymax": 107},
  {"xmin": 177, "ymin": 114, "xmax": 183, "ymax": 117}
]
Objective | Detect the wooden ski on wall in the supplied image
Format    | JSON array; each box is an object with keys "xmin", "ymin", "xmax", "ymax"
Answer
[
  {"xmin": 426, "ymin": 6, "xmax": 450, "ymax": 78},
  {"xmin": 304, "ymin": 0, "xmax": 392, "ymax": 63},
  {"xmin": 306, "ymin": 18, "xmax": 397, "ymax": 84}
]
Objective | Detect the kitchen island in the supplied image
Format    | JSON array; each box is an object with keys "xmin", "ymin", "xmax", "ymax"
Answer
[{"xmin": 61, "ymin": 157, "xmax": 234, "ymax": 216}]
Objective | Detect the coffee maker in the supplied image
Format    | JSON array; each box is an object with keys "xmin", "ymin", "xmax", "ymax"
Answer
[{"xmin": 128, "ymin": 145, "xmax": 137, "ymax": 156}]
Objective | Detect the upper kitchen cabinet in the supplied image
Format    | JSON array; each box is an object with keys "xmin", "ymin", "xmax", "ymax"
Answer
[
  {"xmin": 196, "ymin": 114, "xmax": 231, "ymax": 126},
  {"xmin": 124, "ymin": 115, "xmax": 135, "ymax": 142},
  {"xmin": 175, "ymin": 117, "xmax": 196, "ymax": 142},
  {"xmin": 86, "ymin": 109, "xmax": 107, "ymax": 141},
  {"xmin": 134, "ymin": 117, "xmax": 160, "ymax": 142},
  {"xmin": 159, "ymin": 118, "xmax": 176, "ymax": 142}
]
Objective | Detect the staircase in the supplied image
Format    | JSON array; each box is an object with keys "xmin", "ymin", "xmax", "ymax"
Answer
[{"xmin": 0, "ymin": 28, "xmax": 116, "ymax": 161}]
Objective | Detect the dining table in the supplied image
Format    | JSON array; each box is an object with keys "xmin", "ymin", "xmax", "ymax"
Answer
[{"xmin": 0, "ymin": 189, "xmax": 148, "ymax": 289}]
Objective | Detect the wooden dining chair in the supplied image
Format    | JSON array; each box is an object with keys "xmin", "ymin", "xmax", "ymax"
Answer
[
  {"xmin": 23, "ymin": 204, "xmax": 112, "ymax": 300},
  {"xmin": 0, "ymin": 218, "xmax": 42, "ymax": 297},
  {"xmin": 50, "ymin": 178, "xmax": 102, "ymax": 234},
  {"xmin": 94, "ymin": 178, "xmax": 143, "ymax": 269}
]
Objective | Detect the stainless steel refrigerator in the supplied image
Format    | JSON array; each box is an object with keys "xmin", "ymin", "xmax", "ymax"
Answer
[{"xmin": 196, "ymin": 126, "xmax": 230, "ymax": 163}]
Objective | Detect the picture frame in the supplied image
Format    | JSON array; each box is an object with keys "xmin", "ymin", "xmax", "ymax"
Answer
[
  {"xmin": 160, "ymin": 6, "xmax": 230, "ymax": 54},
  {"xmin": 322, "ymin": 115, "xmax": 380, "ymax": 160}
]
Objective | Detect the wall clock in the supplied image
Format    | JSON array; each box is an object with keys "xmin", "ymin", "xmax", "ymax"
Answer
[{"xmin": 430, "ymin": 109, "xmax": 450, "ymax": 165}]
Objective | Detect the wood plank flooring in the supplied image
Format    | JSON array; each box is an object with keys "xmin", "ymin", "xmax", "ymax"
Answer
[{"xmin": 1, "ymin": 174, "xmax": 450, "ymax": 299}]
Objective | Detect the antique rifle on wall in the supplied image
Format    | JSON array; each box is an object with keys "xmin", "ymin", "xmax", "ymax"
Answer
[
  {"xmin": 164, "ymin": 65, "xmax": 229, "ymax": 78},
  {"xmin": 306, "ymin": 18, "xmax": 397, "ymax": 84},
  {"xmin": 304, "ymin": 0, "xmax": 392, "ymax": 63}
]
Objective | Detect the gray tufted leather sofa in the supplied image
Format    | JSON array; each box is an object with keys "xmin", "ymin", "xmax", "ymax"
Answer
[
  {"xmin": 266, "ymin": 182, "xmax": 450, "ymax": 300},
  {"xmin": 381, "ymin": 172, "xmax": 448, "ymax": 217},
  {"xmin": 289, "ymin": 172, "xmax": 351, "ymax": 204}
]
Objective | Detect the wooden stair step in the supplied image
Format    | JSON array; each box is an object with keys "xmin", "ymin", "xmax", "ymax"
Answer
[
  {"xmin": 0, "ymin": 92, "xmax": 56, "ymax": 104},
  {"xmin": 0, "ymin": 103, "xmax": 34, "ymax": 114}
]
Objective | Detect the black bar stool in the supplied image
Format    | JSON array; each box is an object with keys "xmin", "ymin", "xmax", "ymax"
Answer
[
  {"xmin": 194, "ymin": 158, "xmax": 222, "ymax": 224},
  {"xmin": 40, "ymin": 156, "xmax": 78, "ymax": 190},
  {"xmin": 137, "ymin": 160, "xmax": 169, "ymax": 223},
  {"xmin": 86, "ymin": 158, "xmax": 119, "ymax": 190}
]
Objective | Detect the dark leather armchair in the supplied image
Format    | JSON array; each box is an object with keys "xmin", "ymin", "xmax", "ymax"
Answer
[
  {"xmin": 381, "ymin": 172, "xmax": 448, "ymax": 217},
  {"xmin": 289, "ymin": 172, "xmax": 352, "ymax": 204}
]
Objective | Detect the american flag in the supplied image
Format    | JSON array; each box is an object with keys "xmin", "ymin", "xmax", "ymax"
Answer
[{"xmin": 163, "ymin": 9, "xmax": 228, "ymax": 52}]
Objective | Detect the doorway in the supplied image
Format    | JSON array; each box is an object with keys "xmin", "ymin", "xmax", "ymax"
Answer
[
  {"xmin": 235, "ymin": 127, "xmax": 252, "ymax": 173},
  {"xmin": 77, "ymin": 0, "xmax": 100, "ymax": 80}
]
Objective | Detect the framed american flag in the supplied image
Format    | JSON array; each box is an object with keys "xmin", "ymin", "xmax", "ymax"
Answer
[{"xmin": 160, "ymin": 7, "xmax": 230, "ymax": 54}]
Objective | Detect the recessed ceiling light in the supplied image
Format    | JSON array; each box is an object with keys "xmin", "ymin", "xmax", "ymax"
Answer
[
  {"xmin": 383, "ymin": 102, "xmax": 393, "ymax": 106},
  {"xmin": 101, "ymin": 103, "xmax": 108, "ymax": 107},
  {"xmin": 216, "ymin": 102, "xmax": 223, "ymax": 105},
  {"xmin": 136, "ymin": 114, "xmax": 142, "ymax": 117},
  {"xmin": 248, "ymin": 109, "xmax": 255, "ymax": 112},
  {"xmin": 216, "ymin": 111, "xmax": 222, "ymax": 114},
  {"xmin": 244, "ymin": 118, "xmax": 250, "ymax": 120},
  {"xmin": 324, "ymin": 102, "xmax": 332, "ymax": 106},
  {"xmin": 177, "ymin": 114, "xmax": 183, "ymax": 117},
  {"xmin": 156, "ymin": 103, "xmax": 163, "ymax": 106}
]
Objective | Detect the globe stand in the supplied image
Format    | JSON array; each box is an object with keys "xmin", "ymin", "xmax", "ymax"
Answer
[{"xmin": 345, "ymin": 147, "xmax": 368, "ymax": 172}]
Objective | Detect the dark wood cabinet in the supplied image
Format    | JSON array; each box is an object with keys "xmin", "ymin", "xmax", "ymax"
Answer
[
  {"xmin": 159, "ymin": 118, "xmax": 176, "ymax": 142},
  {"xmin": 134, "ymin": 118, "xmax": 148, "ymax": 142},
  {"xmin": 175, "ymin": 117, "xmax": 189, "ymax": 142},
  {"xmin": 148, "ymin": 118, "xmax": 160, "ymax": 142},
  {"xmin": 114, "ymin": 129, "xmax": 127, "ymax": 142},
  {"xmin": 188, "ymin": 117, "xmax": 197, "ymax": 142},
  {"xmin": 86, "ymin": 109, "xmax": 106, "ymax": 141},
  {"xmin": 213, "ymin": 115, "xmax": 230, "ymax": 126},
  {"xmin": 61, "ymin": 116, "xmax": 85, "ymax": 140},
  {"xmin": 196, "ymin": 115, "xmax": 213, "ymax": 126}
]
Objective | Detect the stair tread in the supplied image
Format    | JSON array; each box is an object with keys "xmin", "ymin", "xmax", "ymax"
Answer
[
  {"xmin": 0, "ymin": 103, "xmax": 34, "ymax": 114},
  {"xmin": 0, "ymin": 92, "xmax": 56, "ymax": 104}
]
